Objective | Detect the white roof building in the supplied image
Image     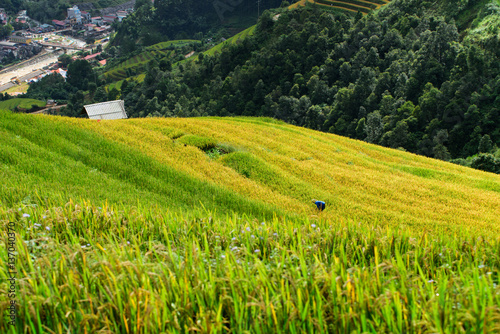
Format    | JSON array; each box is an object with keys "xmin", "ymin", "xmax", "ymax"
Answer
[{"xmin": 84, "ymin": 100, "xmax": 127, "ymax": 120}]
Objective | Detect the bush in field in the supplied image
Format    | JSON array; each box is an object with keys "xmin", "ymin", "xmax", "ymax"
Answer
[
  {"xmin": 471, "ymin": 153, "xmax": 500, "ymax": 174},
  {"xmin": 178, "ymin": 134, "xmax": 217, "ymax": 151}
]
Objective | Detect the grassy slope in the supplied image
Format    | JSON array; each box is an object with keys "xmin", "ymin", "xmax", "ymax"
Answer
[
  {"xmin": 204, "ymin": 25, "xmax": 257, "ymax": 56},
  {"xmin": 103, "ymin": 40, "xmax": 200, "ymax": 81},
  {"xmin": 1, "ymin": 111, "xmax": 500, "ymax": 333},
  {"xmin": 0, "ymin": 111, "xmax": 282, "ymax": 219},
  {"xmin": 0, "ymin": 98, "xmax": 46, "ymax": 111},
  {"xmin": 1, "ymin": 111, "xmax": 499, "ymax": 234}
]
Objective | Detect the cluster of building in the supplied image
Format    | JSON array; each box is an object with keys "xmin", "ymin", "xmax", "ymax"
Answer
[
  {"xmin": 49, "ymin": 5, "xmax": 132, "ymax": 40},
  {"xmin": 0, "ymin": 9, "xmax": 32, "ymax": 26},
  {"xmin": 0, "ymin": 8, "xmax": 8, "ymax": 25},
  {"xmin": 52, "ymin": 6, "xmax": 130, "ymax": 29},
  {"xmin": 15, "ymin": 10, "xmax": 28, "ymax": 25},
  {"xmin": 0, "ymin": 40, "xmax": 42, "ymax": 63}
]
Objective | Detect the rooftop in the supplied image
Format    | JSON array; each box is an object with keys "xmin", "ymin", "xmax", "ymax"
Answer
[
  {"xmin": 0, "ymin": 41, "xmax": 17, "ymax": 47},
  {"xmin": 84, "ymin": 100, "xmax": 127, "ymax": 120},
  {"xmin": 83, "ymin": 52, "xmax": 101, "ymax": 60}
]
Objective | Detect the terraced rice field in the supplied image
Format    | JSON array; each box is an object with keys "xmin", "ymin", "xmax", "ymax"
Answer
[
  {"xmin": 103, "ymin": 40, "xmax": 200, "ymax": 82},
  {"xmin": 103, "ymin": 50, "xmax": 175, "ymax": 81},
  {"xmin": 290, "ymin": 0, "xmax": 391, "ymax": 14},
  {"xmin": 1, "ymin": 112, "xmax": 499, "ymax": 333},
  {"xmin": 204, "ymin": 25, "xmax": 257, "ymax": 56},
  {"xmin": 106, "ymin": 73, "xmax": 146, "ymax": 92}
]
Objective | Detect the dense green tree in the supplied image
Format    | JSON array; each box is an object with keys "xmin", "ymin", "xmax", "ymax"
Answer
[
  {"xmin": 478, "ymin": 134, "xmax": 493, "ymax": 153},
  {"xmin": 0, "ymin": 24, "xmax": 13, "ymax": 40},
  {"xmin": 58, "ymin": 54, "xmax": 73, "ymax": 69},
  {"xmin": 67, "ymin": 60, "xmax": 94, "ymax": 91},
  {"xmin": 365, "ymin": 111, "xmax": 383, "ymax": 144},
  {"xmin": 471, "ymin": 154, "xmax": 500, "ymax": 174}
]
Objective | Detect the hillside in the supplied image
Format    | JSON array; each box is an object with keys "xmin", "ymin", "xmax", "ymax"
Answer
[
  {"xmin": 112, "ymin": 0, "xmax": 283, "ymax": 48},
  {"xmin": 102, "ymin": 40, "xmax": 200, "ymax": 82},
  {"xmin": 1, "ymin": 111, "xmax": 499, "ymax": 232},
  {"xmin": 0, "ymin": 98, "xmax": 45, "ymax": 111},
  {"xmin": 1, "ymin": 111, "xmax": 500, "ymax": 332},
  {"xmin": 99, "ymin": 2, "xmax": 499, "ymax": 170}
]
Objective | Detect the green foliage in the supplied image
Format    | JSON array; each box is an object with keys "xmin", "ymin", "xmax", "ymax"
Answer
[
  {"xmin": 204, "ymin": 26, "xmax": 257, "ymax": 56},
  {"xmin": 0, "ymin": 24, "xmax": 13, "ymax": 40},
  {"xmin": 479, "ymin": 134, "xmax": 494, "ymax": 153},
  {"xmin": 103, "ymin": 40, "xmax": 199, "ymax": 81},
  {"xmin": 178, "ymin": 134, "xmax": 217, "ymax": 151},
  {"xmin": 206, "ymin": 143, "xmax": 238, "ymax": 159},
  {"xmin": 112, "ymin": 0, "xmax": 281, "ymax": 48},
  {"xmin": 471, "ymin": 153, "xmax": 500, "ymax": 174},
  {"xmin": 67, "ymin": 60, "xmax": 95, "ymax": 91},
  {"xmin": 25, "ymin": 73, "xmax": 77, "ymax": 101}
]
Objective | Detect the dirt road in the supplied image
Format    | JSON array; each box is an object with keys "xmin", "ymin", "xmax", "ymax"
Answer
[{"xmin": 0, "ymin": 53, "xmax": 59, "ymax": 87}]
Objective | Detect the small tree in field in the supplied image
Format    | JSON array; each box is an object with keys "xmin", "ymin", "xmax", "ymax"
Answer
[{"xmin": 478, "ymin": 134, "xmax": 493, "ymax": 153}]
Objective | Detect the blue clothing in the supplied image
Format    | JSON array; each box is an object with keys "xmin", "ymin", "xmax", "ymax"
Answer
[{"xmin": 315, "ymin": 201, "xmax": 325, "ymax": 211}]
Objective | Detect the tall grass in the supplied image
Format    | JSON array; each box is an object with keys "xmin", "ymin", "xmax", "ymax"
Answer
[{"xmin": 1, "ymin": 203, "xmax": 499, "ymax": 333}]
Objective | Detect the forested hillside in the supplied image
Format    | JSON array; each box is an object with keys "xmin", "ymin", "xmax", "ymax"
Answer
[
  {"xmin": 114, "ymin": 0, "xmax": 500, "ymax": 166},
  {"xmin": 112, "ymin": 0, "xmax": 284, "ymax": 48}
]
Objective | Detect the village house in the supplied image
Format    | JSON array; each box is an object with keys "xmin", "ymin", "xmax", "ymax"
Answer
[
  {"xmin": 0, "ymin": 8, "xmax": 8, "ymax": 25},
  {"xmin": 52, "ymin": 20, "xmax": 68, "ymax": 29},
  {"xmin": 103, "ymin": 14, "xmax": 117, "ymax": 24},
  {"xmin": 9, "ymin": 35, "xmax": 32, "ymax": 44},
  {"xmin": 91, "ymin": 17, "xmax": 103, "ymax": 25},
  {"xmin": 84, "ymin": 23, "xmax": 96, "ymax": 32},
  {"xmin": 116, "ymin": 11, "xmax": 129, "ymax": 22},
  {"xmin": 38, "ymin": 24, "xmax": 54, "ymax": 33},
  {"xmin": 81, "ymin": 11, "xmax": 91, "ymax": 23},
  {"xmin": 15, "ymin": 10, "xmax": 29, "ymax": 24},
  {"xmin": 67, "ymin": 6, "xmax": 82, "ymax": 25}
]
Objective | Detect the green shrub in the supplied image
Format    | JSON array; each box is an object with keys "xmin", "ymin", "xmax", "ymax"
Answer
[
  {"xmin": 178, "ymin": 135, "xmax": 217, "ymax": 151},
  {"xmin": 471, "ymin": 153, "xmax": 500, "ymax": 174},
  {"xmin": 220, "ymin": 152, "xmax": 271, "ymax": 179}
]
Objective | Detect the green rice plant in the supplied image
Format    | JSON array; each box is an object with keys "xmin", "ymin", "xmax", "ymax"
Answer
[
  {"xmin": 1, "ymin": 203, "xmax": 499, "ymax": 333},
  {"xmin": 178, "ymin": 134, "xmax": 217, "ymax": 151}
]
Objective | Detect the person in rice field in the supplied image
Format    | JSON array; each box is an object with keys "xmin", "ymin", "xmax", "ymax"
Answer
[{"xmin": 312, "ymin": 199, "xmax": 325, "ymax": 211}]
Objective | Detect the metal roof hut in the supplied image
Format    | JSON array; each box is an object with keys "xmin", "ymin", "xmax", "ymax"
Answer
[{"xmin": 84, "ymin": 100, "xmax": 127, "ymax": 120}]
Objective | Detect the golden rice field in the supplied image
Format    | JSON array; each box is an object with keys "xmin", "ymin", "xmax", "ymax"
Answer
[
  {"xmin": 57, "ymin": 115, "xmax": 500, "ymax": 235},
  {"xmin": 0, "ymin": 110, "xmax": 499, "ymax": 333}
]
